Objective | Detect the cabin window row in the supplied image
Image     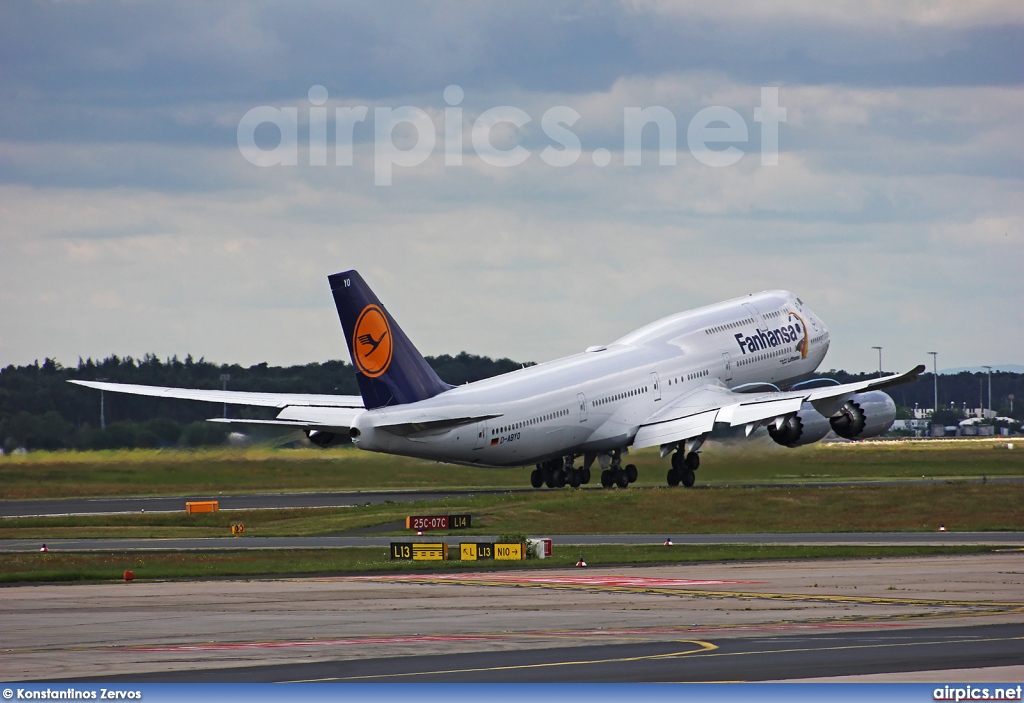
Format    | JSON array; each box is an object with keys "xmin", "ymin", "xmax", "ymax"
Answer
[
  {"xmin": 492, "ymin": 408, "xmax": 568, "ymax": 435},
  {"xmin": 705, "ymin": 317, "xmax": 755, "ymax": 335},
  {"xmin": 737, "ymin": 347, "xmax": 794, "ymax": 366},
  {"xmin": 667, "ymin": 368, "xmax": 709, "ymax": 385},
  {"xmin": 594, "ymin": 386, "xmax": 649, "ymax": 407}
]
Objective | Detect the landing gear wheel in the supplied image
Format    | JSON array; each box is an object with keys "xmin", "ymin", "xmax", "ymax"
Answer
[
  {"xmin": 671, "ymin": 451, "xmax": 685, "ymax": 472},
  {"xmin": 625, "ymin": 464, "xmax": 638, "ymax": 484},
  {"xmin": 567, "ymin": 469, "xmax": 581, "ymax": 488},
  {"xmin": 667, "ymin": 467, "xmax": 680, "ymax": 486},
  {"xmin": 685, "ymin": 452, "xmax": 700, "ymax": 471},
  {"xmin": 682, "ymin": 468, "xmax": 696, "ymax": 488},
  {"xmin": 615, "ymin": 470, "xmax": 629, "ymax": 488},
  {"xmin": 600, "ymin": 469, "xmax": 613, "ymax": 488},
  {"xmin": 554, "ymin": 469, "xmax": 567, "ymax": 488},
  {"xmin": 530, "ymin": 468, "xmax": 543, "ymax": 488},
  {"xmin": 582, "ymin": 467, "xmax": 592, "ymax": 485}
]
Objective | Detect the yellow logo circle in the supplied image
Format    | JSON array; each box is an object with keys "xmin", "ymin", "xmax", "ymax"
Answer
[{"xmin": 352, "ymin": 304, "xmax": 393, "ymax": 378}]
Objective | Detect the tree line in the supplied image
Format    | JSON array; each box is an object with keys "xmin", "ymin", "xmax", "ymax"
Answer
[
  {"xmin": 1, "ymin": 354, "xmax": 1019, "ymax": 452},
  {"xmin": 0, "ymin": 353, "xmax": 525, "ymax": 452},
  {"xmin": 820, "ymin": 368, "xmax": 1022, "ymax": 422}
]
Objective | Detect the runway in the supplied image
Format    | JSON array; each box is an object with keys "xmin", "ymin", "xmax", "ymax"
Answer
[
  {"xmin": 4, "ymin": 553, "xmax": 1023, "ymax": 682},
  {"xmin": 2, "ymin": 532, "xmax": 1023, "ymax": 552}
]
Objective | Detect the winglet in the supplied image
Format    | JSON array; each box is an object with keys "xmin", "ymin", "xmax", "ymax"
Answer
[
  {"xmin": 328, "ymin": 270, "xmax": 452, "ymax": 409},
  {"xmin": 865, "ymin": 364, "xmax": 926, "ymax": 392}
]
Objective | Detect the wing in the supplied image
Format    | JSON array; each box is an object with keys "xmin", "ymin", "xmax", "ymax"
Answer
[
  {"xmin": 633, "ymin": 365, "xmax": 925, "ymax": 451},
  {"xmin": 68, "ymin": 380, "xmax": 364, "ymax": 431}
]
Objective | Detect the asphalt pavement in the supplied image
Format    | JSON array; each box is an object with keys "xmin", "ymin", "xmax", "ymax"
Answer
[
  {"xmin": 2, "ymin": 531, "xmax": 1022, "ymax": 552},
  {"xmin": 60, "ymin": 623, "xmax": 1024, "ymax": 683}
]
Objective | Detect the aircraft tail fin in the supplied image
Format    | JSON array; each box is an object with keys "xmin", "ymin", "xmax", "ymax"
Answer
[{"xmin": 328, "ymin": 270, "xmax": 452, "ymax": 409}]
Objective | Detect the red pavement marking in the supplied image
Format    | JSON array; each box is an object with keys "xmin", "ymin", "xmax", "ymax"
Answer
[
  {"xmin": 128, "ymin": 621, "xmax": 913, "ymax": 653},
  {"xmin": 133, "ymin": 635, "xmax": 501, "ymax": 652},
  {"xmin": 356, "ymin": 573, "xmax": 763, "ymax": 587}
]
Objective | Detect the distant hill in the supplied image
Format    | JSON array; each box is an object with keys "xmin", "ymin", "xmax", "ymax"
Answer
[{"xmin": 941, "ymin": 364, "xmax": 1024, "ymax": 374}]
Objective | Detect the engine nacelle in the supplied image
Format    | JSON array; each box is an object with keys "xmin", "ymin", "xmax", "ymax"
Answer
[
  {"xmin": 829, "ymin": 391, "xmax": 896, "ymax": 440},
  {"xmin": 305, "ymin": 429, "xmax": 339, "ymax": 448},
  {"xmin": 767, "ymin": 402, "xmax": 832, "ymax": 447}
]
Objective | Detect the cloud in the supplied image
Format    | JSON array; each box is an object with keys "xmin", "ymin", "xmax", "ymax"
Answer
[
  {"xmin": 630, "ymin": 0, "xmax": 1024, "ymax": 28},
  {"xmin": 0, "ymin": 2, "xmax": 1021, "ymax": 374}
]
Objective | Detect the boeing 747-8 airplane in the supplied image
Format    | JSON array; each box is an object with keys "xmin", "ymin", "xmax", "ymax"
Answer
[{"xmin": 72, "ymin": 270, "xmax": 923, "ymax": 489}]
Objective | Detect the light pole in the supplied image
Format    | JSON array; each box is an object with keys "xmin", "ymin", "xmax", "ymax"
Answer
[
  {"xmin": 97, "ymin": 377, "xmax": 108, "ymax": 430},
  {"xmin": 981, "ymin": 365, "xmax": 992, "ymax": 418},
  {"xmin": 928, "ymin": 352, "xmax": 938, "ymax": 417},
  {"xmin": 219, "ymin": 373, "xmax": 231, "ymax": 419},
  {"xmin": 872, "ymin": 346, "xmax": 883, "ymax": 378}
]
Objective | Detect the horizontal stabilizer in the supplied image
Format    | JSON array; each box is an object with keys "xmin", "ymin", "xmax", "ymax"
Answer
[{"xmin": 207, "ymin": 418, "xmax": 310, "ymax": 428}]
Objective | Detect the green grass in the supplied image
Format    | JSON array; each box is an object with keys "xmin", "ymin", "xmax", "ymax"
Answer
[
  {"xmin": 3, "ymin": 482, "xmax": 1022, "ymax": 539},
  {"xmin": 0, "ymin": 545, "xmax": 1000, "ymax": 584},
  {"xmin": 1, "ymin": 439, "xmax": 1022, "ymax": 500},
  {"xmin": 2, "ymin": 441, "xmax": 1020, "ymax": 584},
  {"xmin": 0, "ymin": 446, "xmax": 526, "ymax": 499}
]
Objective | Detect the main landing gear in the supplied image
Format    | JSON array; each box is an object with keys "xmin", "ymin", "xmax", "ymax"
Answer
[
  {"xmin": 599, "ymin": 450, "xmax": 637, "ymax": 490},
  {"xmin": 531, "ymin": 457, "xmax": 591, "ymax": 489},
  {"xmin": 530, "ymin": 451, "xmax": 638, "ymax": 490},
  {"xmin": 667, "ymin": 450, "xmax": 699, "ymax": 488}
]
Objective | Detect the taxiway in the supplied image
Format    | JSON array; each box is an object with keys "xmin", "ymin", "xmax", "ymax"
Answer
[{"xmin": 3, "ymin": 553, "xmax": 1022, "ymax": 682}]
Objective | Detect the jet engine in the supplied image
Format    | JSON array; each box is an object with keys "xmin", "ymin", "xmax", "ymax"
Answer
[
  {"xmin": 767, "ymin": 402, "xmax": 832, "ymax": 447},
  {"xmin": 305, "ymin": 429, "xmax": 339, "ymax": 448},
  {"xmin": 828, "ymin": 391, "xmax": 896, "ymax": 440}
]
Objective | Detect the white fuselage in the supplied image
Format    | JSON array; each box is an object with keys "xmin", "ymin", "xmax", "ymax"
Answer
[{"xmin": 351, "ymin": 290, "xmax": 830, "ymax": 467}]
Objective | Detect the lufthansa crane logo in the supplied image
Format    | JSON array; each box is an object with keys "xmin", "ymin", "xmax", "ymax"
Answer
[
  {"xmin": 352, "ymin": 304, "xmax": 393, "ymax": 378},
  {"xmin": 788, "ymin": 311, "xmax": 809, "ymax": 359}
]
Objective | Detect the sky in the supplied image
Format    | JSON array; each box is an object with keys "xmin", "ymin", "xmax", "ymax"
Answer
[{"xmin": 1, "ymin": 1, "xmax": 1022, "ymax": 375}]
